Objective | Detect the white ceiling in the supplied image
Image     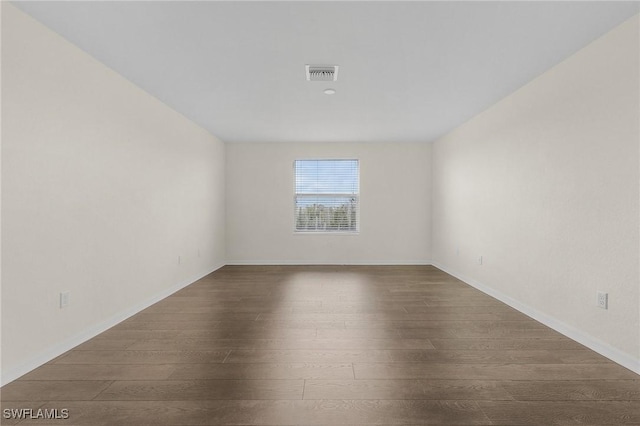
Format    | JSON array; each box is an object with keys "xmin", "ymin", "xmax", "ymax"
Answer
[{"xmin": 13, "ymin": 1, "xmax": 640, "ymax": 144}]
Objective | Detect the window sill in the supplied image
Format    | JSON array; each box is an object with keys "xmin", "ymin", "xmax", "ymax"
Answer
[{"xmin": 294, "ymin": 231, "xmax": 360, "ymax": 236}]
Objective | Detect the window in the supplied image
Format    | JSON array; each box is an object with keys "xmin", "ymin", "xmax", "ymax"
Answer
[{"xmin": 294, "ymin": 159, "xmax": 359, "ymax": 232}]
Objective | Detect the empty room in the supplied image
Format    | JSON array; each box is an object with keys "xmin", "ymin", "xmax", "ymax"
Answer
[{"xmin": 1, "ymin": 1, "xmax": 639, "ymax": 425}]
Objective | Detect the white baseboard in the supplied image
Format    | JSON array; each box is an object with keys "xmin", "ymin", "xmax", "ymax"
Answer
[
  {"xmin": 225, "ymin": 260, "xmax": 433, "ymax": 266},
  {"xmin": 432, "ymin": 261, "xmax": 640, "ymax": 376},
  {"xmin": 1, "ymin": 263, "xmax": 225, "ymax": 386}
]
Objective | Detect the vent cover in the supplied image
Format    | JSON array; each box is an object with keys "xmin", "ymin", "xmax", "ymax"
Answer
[{"xmin": 306, "ymin": 65, "xmax": 339, "ymax": 81}]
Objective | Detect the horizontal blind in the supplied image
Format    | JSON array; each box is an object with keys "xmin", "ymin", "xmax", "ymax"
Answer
[{"xmin": 294, "ymin": 160, "xmax": 359, "ymax": 232}]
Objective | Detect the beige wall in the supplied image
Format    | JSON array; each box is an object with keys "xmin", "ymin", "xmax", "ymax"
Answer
[
  {"xmin": 226, "ymin": 142, "xmax": 431, "ymax": 264},
  {"xmin": 431, "ymin": 15, "xmax": 639, "ymax": 372},
  {"xmin": 1, "ymin": 4, "xmax": 226, "ymax": 384}
]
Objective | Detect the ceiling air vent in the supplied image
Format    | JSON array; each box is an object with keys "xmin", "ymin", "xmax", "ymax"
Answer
[{"xmin": 306, "ymin": 65, "xmax": 339, "ymax": 81}]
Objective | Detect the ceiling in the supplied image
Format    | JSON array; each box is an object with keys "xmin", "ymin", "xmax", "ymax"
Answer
[{"xmin": 12, "ymin": 1, "xmax": 640, "ymax": 144}]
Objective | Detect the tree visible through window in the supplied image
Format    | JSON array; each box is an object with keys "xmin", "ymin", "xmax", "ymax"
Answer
[{"xmin": 294, "ymin": 159, "xmax": 359, "ymax": 232}]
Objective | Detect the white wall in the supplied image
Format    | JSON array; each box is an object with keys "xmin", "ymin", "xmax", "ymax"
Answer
[
  {"xmin": 226, "ymin": 142, "xmax": 431, "ymax": 264},
  {"xmin": 431, "ymin": 15, "xmax": 639, "ymax": 373},
  {"xmin": 1, "ymin": 4, "xmax": 226, "ymax": 384}
]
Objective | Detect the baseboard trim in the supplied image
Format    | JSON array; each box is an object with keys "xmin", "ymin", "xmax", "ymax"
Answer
[
  {"xmin": 0, "ymin": 263, "xmax": 225, "ymax": 386},
  {"xmin": 432, "ymin": 261, "xmax": 640, "ymax": 376},
  {"xmin": 225, "ymin": 260, "xmax": 433, "ymax": 266}
]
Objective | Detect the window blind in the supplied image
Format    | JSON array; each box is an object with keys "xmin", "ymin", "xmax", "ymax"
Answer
[{"xmin": 294, "ymin": 159, "xmax": 359, "ymax": 232}]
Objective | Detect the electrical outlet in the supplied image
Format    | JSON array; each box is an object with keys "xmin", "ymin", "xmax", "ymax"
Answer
[
  {"xmin": 478, "ymin": 255, "xmax": 483, "ymax": 265},
  {"xmin": 597, "ymin": 292, "xmax": 608, "ymax": 309},
  {"xmin": 59, "ymin": 292, "xmax": 70, "ymax": 309},
  {"xmin": 178, "ymin": 256, "xmax": 181, "ymax": 265}
]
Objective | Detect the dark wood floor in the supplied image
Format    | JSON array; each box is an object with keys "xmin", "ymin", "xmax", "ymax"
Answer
[{"xmin": 2, "ymin": 265, "xmax": 639, "ymax": 425}]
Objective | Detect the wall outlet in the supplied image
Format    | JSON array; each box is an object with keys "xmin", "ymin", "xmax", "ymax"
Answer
[
  {"xmin": 597, "ymin": 291, "xmax": 608, "ymax": 309},
  {"xmin": 178, "ymin": 255, "xmax": 181, "ymax": 265},
  {"xmin": 478, "ymin": 255, "xmax": 483, "ymax": 265},
  {"xmin": 59, "ymin": 292, "xmax": 70, "ymax": 309}
]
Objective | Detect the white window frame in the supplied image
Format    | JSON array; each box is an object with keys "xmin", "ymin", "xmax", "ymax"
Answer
[{"xmin": 293, "ymin": 159, "xmax": 360, "ymax": 234}]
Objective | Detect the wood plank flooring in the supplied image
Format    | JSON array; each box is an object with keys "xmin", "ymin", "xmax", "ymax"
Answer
[{"xmin": 2, "ymin": 265, "xmax": 639, "ymax": 425}]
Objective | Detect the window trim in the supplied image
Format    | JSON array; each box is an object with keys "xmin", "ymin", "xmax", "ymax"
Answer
[{"xmin": 293, "ymin": 158, "xmax": 360, "ymax": 235}]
